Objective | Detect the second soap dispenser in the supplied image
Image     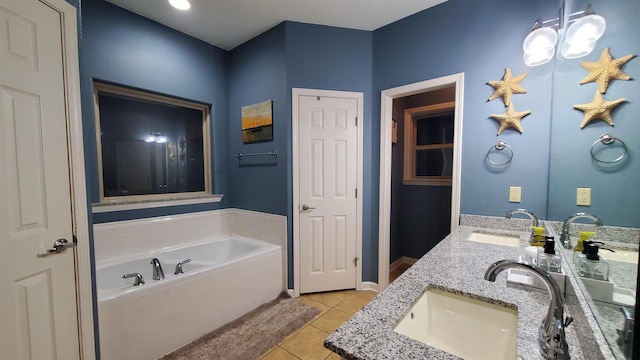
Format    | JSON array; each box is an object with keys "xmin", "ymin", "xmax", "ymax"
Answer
[{"xmin": 537, "ymin": 237, "xmax": 562, "ymax": 273}]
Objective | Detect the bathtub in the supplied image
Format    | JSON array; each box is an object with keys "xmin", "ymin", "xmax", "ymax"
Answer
[{"xmin": 97, "ymin": 235, "xmax": 283, "ymax": 360}]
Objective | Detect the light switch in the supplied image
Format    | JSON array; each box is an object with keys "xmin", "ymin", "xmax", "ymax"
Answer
[
  {"xmin": 509, "ymin": 186, "xmax": 521, "ymax": 203},
  {"xmin": 577, "ymin": 188, "xmax": 591, "ymax": 206}
]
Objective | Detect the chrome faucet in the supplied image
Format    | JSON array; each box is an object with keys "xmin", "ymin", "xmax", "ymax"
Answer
[
  {"xmin": 560, "ymin": 212, "xmax": 603, "ymax": 249},
  {"xmin": 150, "ymin": 258, "xmax": 165, "ymax": 280},
  {"xmin": 123, "ymin": 272, "xmax": 145, "ymax": 286},
  {"xmin": 174, "ymin": 259, "xmax": 191, "ymax": 275},
  {"xmin": 505, "ymin": 208, "xmax": 539, "ymax": 227},
  {"xmin": 485, "ymin": 260, "xmax": 573, "ymax": 360}
]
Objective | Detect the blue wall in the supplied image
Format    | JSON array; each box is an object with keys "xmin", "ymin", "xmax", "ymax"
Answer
[
  {"xmin": 80, "ymin": 0, "xmax": 230, "ymax": 223},
  {"xmin": 548, "ymin": 0, "xmax": 640, "ymax": 227}
]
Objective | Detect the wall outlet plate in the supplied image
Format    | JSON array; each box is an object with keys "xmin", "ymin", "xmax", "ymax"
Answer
[
  {"xmin": 577, "ymin": 188, "xmax": 591, "ymax": 206},
  {"xmin": 509, "ymin": 186, "xmax": 521, "ymax": 203}
]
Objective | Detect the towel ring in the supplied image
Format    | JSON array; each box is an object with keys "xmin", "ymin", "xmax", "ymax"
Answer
[
  {"xmin": 486, "ymin": 141, "xmax": 513, "ymax": 166},
  {"xmin": 590, "ymin": 133, "xmax": 627, "ymax": 164}
]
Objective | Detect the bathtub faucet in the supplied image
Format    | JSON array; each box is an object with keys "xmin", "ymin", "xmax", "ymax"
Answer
[
  {"xmin": 151, "ymin": 258, "xmax": 165, "ymax": 280},
  {"xmin": 174, "ymin": 259, "xmax": 192, "ymax": 275},
  {"xmin": 123, "ymin": 273, "xmax": 145, "ymax": 286}
]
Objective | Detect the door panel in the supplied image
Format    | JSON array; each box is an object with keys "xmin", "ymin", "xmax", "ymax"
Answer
[
  {"xmin": 298, "ymin": 95, "xmax": 358, "ymax": 293},
  {"xmin": 0, "ymin": 0, "xmax": 80, "ymax": 358}
]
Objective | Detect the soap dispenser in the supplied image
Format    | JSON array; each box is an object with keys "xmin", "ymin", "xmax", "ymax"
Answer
[
  {"xmin": 530, "ymin": 226, "xmax": 547, "ymax": 247},
  {"xmin": 573, "ymin": 231, "xmax": 596, "ymax": 263},
  {"xmin": 579, "ymin": 243, "xmax": 609, "ymax": 281},
  {"xmin": 537, "ymin": 237, "xmax": 562, "ymax": 273}
]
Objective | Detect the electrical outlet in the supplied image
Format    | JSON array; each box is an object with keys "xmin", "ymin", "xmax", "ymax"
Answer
[
  {"xmin": 577, "ymin": 188, "xmax": 591, "ymax": 206},
  {"xmin": 509, "ymin": 186, "xmax": 521, "ymax": 203}
]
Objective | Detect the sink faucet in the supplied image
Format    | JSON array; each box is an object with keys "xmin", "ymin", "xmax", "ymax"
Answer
[
  {"xmin": 560, "ymin": 212, "xmax": 603, "ymax": 249},
  {"xmin": 506, "ymin": 208, "xmax": 539, "ymax": 227},
  {"xmin": 485, "ymin": 260, "xmax": 573, "ymax": 360},
  {"xmin": 150, "ymin": 258, "xmax": 165, "ymax": 280}
]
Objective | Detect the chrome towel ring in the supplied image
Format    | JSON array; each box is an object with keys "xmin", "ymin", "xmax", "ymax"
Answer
[
  {"xmin": 590, "ymin": 133, "xmax": 627, "ymax": 164},
  {"xmin": 486, "ymin": 141, "xmax": 513, "ymax": 166}
]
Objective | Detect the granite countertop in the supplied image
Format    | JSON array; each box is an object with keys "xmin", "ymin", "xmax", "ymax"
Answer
[{"xmin": 324, "ymin": 225, "xmax": 588, "ymax": 360}]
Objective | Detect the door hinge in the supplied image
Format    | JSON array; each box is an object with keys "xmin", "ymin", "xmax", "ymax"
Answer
[
  {"xmin": 353, "ymin": 257, "xmax": 359, "ymax": 267},
  {"xmin": 355, "ymin": 188, "xmax": 357, "ymax": 198},
  {"xmin": 355, "ymin": 116, "xmax": 358, "ymax": 126}
]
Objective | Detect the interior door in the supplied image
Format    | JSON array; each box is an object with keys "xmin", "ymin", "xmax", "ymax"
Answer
[
  {"xmin": 298, "ymin": 95, "xmax": 359, "ymax": 294},
  {"xmin": 0, "ymin": 0, "xmax": 81, "ymax": 358}
]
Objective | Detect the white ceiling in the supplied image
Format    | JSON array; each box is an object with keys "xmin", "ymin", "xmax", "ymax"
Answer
[{"xmin": 105, "ymin": 0, "xmax": 448, "ymax": 50}]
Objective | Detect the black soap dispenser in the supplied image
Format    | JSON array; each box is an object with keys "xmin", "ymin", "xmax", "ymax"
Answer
[
  {"xmin": 537, "ymin": 237, "xmax": 562, "ymax": 273},
  {"xmin": 578, "ymin": 243, "xmax": 610, "ymax": 281}
]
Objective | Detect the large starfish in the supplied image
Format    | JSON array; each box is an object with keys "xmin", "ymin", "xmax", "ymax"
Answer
[
  {"xmin": 573, "ymin": 91, "xmax": 626, "ymax": 128},
  {"xmin": 580, "ymin": 48, "xmax": 634, "ymax": 93},
  {"xmin": 490, "ymin": 103, "xmax": 532, "ymax": 135},
  {"xmin": 487, "ymin": 68, "xmax": 528, "ymax": 107}
]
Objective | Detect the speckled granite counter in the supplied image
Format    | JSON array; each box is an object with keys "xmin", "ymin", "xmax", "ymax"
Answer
[{"xmin": 325, "ymin": 225, "xmax": 594, "ymax": 360}]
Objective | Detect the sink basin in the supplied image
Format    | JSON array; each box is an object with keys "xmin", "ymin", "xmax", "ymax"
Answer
[
  {"xmin": 394, "ymin": 287, "xmax": 518, "ymax": 360},
  {"xmin": 467, "ymin": 231, "xmax": 521, "ymax": 247},
  {"xmin": 598, "ymin": 248, "xmax": 638, "ymax": 264}
]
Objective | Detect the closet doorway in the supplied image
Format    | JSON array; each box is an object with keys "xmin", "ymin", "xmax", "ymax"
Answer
[{"xmin": 378, "ymin": 73, "xmax": 464, "ymax": 291}]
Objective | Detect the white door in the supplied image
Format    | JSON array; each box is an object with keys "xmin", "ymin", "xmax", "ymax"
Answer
[
  {"xmin": 298, "ymin": 95, "xmax": 359, "ymax": 294},
  {"xmin": 0, "ymin": 0, "xmax": 81, "ymax": 359}
]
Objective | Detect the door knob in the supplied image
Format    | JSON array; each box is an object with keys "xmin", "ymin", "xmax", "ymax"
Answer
[
  {"xmin": 38, "ymin": 238, "xmax": 75, "ymax": 258},
  {"xmin": 301, "ymin": 204, "xmax": 316, "ymax": 211}
]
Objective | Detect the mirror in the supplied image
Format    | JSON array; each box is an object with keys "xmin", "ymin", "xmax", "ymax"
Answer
[
  {"xmin": 94, "ymin": 82, "xmax": 212, "ymax": 201},
  {"xmin": 547, "ymin": 1, "xmax": 639, "ymax": 358}
]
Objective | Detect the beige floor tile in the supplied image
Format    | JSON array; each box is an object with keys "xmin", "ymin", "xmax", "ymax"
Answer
[
  {"xmin": 352, "ymin": 290, "xmax": 377, "ymax": 301},
  {"xmin": 310, "ymin": 308, "xmax": 352, "ymax": 333},
  {"xmin": 281, "ymin": 325, "xmax": 331, "ymax": 360},
  {"xmin": 306, "ymin": 291, "xmax": 352, "ymax": 307},
  {"xmin": 260, "ymin": 346, "xmax": 301, "ymax": 360},
  {"xmin": 324, "ymin": 352, "xmax": 343, "ymax": 360},
  {"xmin": 335, "ymin": 295, "xmax": 371, "ymax": 315},
  {"xmin": 298, "ymin": 296, "xmax": 331, "ymax": 317}
]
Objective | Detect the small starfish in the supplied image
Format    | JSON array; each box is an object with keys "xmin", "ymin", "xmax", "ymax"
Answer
[
  {"xmin": 487, "ymin": 68, "xmax": 528, "ymax": 106},
  {"xmin": 580, "ymin": 48, "xmax": 634, "ymax": 93},
  {"xmin": 573, "ymin": 91, "xmax": 626, "ymax": 128},
  {"xmin": 490, "ymin": 103, "xmax": 532, "ymax": 135}
]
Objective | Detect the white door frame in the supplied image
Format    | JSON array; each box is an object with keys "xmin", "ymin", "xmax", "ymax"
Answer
[
  {"xmin": 377, "ymin": 73, "xmax": 464, "ymax": 291},
  {"xmin": 292, "ymin": 88, "xmax": 364, "ymax": 297},
  {"xmin": 51, "ymin": 1, "xmax": 95, "ymax": 358}
]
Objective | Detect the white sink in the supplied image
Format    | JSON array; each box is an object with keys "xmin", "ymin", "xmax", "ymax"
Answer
[
  {"xmin": 394, "ymin": 287, "xmax": 518, "ymax": 360},
  {"xmin": 467, "ymin": 231, "xmax": 521, "ymax": 247},
  {"xmin": 599, "ymin": 248, "xmax": 638, "ymax": 264}
]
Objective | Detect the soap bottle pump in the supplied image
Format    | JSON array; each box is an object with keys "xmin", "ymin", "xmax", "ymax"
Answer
[
  {"xmin": 573, "ymin": 231, "xmax": 596, "ymax": 263},
  {"xmin": 530, "ymin": 226, "xmax": 547, "ymax": 247},
  {"xmin": 579, "ymin": 243, "xmax": 610, "ymax": 281},
  {"xmin": 537, "ymin": 237, "xmax": 562, "ymax": 273}
]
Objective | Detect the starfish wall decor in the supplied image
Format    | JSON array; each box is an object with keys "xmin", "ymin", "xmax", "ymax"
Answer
[
  {"xmin": 573, "ymin": 90, "xmax": 626, "ymax": 128},
  {"xmin": 490, "ymin": 103, "xmax": 532, "ymax": 135},
  {"xmin": 580, "ymin": 48, "xmax": 634, "ymax": 93},
  {"xmin": 487, "ymin": 68, "xmax": 528, "ymax": 107}
]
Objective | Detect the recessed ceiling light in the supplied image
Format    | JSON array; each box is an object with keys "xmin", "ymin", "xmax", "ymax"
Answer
[{"xmin": 169, "ymin": 0, "xmax": 191, "ymax": 11}]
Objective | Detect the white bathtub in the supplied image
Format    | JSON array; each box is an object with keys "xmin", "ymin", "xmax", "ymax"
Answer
[{"xmin": 97, "ymin": 235, "xmax": 283, "ymax": 360}]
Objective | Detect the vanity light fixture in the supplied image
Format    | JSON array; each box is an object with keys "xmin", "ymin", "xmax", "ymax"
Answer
[
  {"xmin": 145, "ymin": 132, "xmax": 167, "ymax": 143},
  {"xmin": 523, "ymin": 4, "xmax": 605, "ymax": 67},
  {"xmin": 169, "ymin": 0, "xmax": 191, "ymax": 11}
]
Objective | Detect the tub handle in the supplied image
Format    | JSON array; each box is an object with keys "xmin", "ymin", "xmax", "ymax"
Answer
[
  {"xmin": 175, "ymin": 259, "xmax": 192, "ymax": 275},
  {"xmin": 123, "ymin": 273, "xmax": 145, "ymax": 286}
]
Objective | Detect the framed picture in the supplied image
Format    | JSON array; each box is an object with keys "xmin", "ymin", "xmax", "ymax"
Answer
[{"xmin": 241, "ymin": 100, "xmax": 273, "ymax": 143}]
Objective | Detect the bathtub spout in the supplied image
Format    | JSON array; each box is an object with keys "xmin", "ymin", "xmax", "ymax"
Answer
[{"xmin": 151, "ymin": 258, "xmax": 165, "ymax": 280}]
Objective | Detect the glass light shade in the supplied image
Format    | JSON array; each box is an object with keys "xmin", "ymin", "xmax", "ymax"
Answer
[
  {"xmin": 523, "ymin": 27, "xmax": 558, "ymax": 55},
  {"xmin": 565, "ymin": 14, "xmax": 606, "ymax": 44},
  {"xmin": 523, "ymin": 46, "xmax": 555, "ymax": 67},
  {"xmin": 560, "ymin": 38, "xmax": 596, "ymax": 59},
  {"xmin": 169, "ymin": 0, "xmax": 191, "ymax": 10}
]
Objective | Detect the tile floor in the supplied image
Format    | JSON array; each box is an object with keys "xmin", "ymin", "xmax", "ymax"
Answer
[
  {"xmin": 258, "ymin": 290, "xmax": 377, "ymax": 360},
  {"xmin": 259, "ymin": 265, "xmax": 412, "ymax": 360}
]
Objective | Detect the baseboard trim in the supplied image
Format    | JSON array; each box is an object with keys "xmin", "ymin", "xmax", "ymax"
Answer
[
  {"xmin": 390, "ymin": 256, "xmax": 417, "ymax": 273},
  {"xmin": 361, "ymin": 281, "xmax": 379, "ymax": 292}
]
